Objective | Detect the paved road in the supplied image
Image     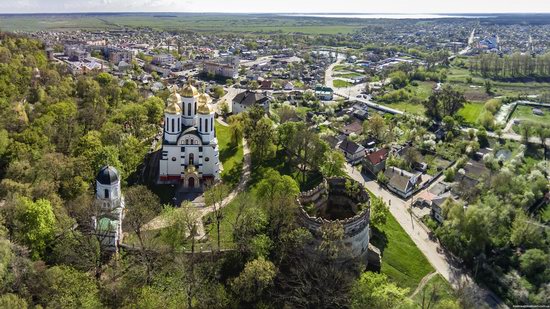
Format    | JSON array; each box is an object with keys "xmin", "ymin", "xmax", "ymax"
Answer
[
  {"xmin": 324, "ymin": 58, "xmax": 343, "ymax": 88},
  {"xmin": 344, "ymin": 164, "xmax": 508, "ymax": 309},
  {"xmin": 335, "ymin": 91, "xmax": 404, "ymax": 115}
]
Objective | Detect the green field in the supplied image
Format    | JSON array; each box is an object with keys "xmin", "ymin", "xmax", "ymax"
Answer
[
  {"xmin": 334, "ymin": 72, "xmax": 363, "ymax": 79},
  {"xmin": 216, "ymin": 122, "xmax": 244, "ymax": 188},
  {"xmin": 381, "ymin": 102, "xmax": 426, "ymax": 115},
  {"xmin": 0, "ymin": 14, "xmax": 362, "ymax": 34},
  {"xmin": 372, "ymin": 212, "xmax": 435, "ymax": 291},
  {"xmin": 511, "ymin": 105, "xmax": 550, "ymax": 125},
  {"xmin": 458, "ymin": 102, "xmax": 485, "ymax": 125},
  {"xmin": 333, "ymin": 79, "xmax": 353, "ymax": 88}
]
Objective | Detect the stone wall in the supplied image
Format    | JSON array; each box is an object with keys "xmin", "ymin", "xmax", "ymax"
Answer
[{"xmin": 297, "ymin": 177, "xmax": 371, "ymax": 258}]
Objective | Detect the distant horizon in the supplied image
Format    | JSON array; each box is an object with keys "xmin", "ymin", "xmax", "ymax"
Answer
[
  {"xmin": 1, "ymin": 11, "xmax": 549, "ymax": 16},
  {"xmin": 2, "ymin": 0, "xmax": 550, "ymax": 15}
]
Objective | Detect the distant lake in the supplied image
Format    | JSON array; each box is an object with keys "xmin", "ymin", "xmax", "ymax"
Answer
[{"xmin": 283, "ymin": 14, "xmax": 493, "ymax": 19}]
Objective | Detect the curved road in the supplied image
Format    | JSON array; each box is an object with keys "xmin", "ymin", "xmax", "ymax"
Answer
[{"xmin": 345, "ymin": 164, "xmax": 508, "ymax": 309}]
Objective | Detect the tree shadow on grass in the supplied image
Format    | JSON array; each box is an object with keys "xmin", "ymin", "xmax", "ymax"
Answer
[
  {"xmin": 222, "ymin": 161, "xmax": 243, "ymax": 188},
  {"xmin": 370, "ymin": 225, "xmax": 388, "ymax": 255},
  {"xmin": 220, "ymin": 143, "xmax": 238, "ymax": 163}
]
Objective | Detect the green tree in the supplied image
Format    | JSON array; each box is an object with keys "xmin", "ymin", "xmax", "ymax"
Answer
[
  {"xmin": 230, "ymin": 257, "xmax": 277, "ymax": 304},
  {"xmin": 38, "ymin": 266, "xmax": 102, "ymax": 309},
  {"xmin": 205, "ymin": 183, "xmax": 230, "ymax": 251},
  {"xmin": 124, "ymin": 185, "xmax": 161, "ymax": 283},
  {"xmin": 363, "ymin": 113, "xmax": 386, "ymax": 141},
  {"xmin": 13, "ymin": 196, "xmax": 56, "ymax": 260},
  {"xmin": 510, "ymin": 211, "xmax": 544, "ymax": 249},
  {"xmin": 370, "ymin": 196, "xmax": 390, "ymax": 227},
  {"xmin": 350, "ymin": 272, "xmax": 410, "ymax": 309},
  {"xmin": 320, "ymin": 150, "xmax": 346, "ymax": 178},
  {"xmin": 519, "ymin": 249, "xmax": 547, "ymax": 279},
  {"xmin": 0, "ymin": 293, "xmax": 27, "ymax": 309},
  {"xmin": 248, "ymin": 117, "xmax": 275, "ymax": 162}
]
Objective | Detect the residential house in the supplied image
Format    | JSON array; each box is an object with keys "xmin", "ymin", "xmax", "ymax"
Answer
[
  {"xmin": 232, "ymin": 90, "xmax": 270, "ymax": 114},
  {"xmin": 341, "ymin": 119, "xmax": 363, "ymax": 136},
  {"xmin": 339, "ymin": 139, "xmax": 366, "ymax": 165},
  {"xmin": 315, "ymin": 86, "xmax": 334, "ymax": 101},
  {"xmin": 384, "ymin": 166, "xmax": 420, "ymax": 198},
  {"xmin": 362, "ymin": 148, "xmax": 389, "ymax": 176}
]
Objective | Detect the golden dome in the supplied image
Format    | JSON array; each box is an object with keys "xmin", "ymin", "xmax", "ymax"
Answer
[
  {"xmin": 181, "ymin": 82, "xmax": 199, "ymax": 98},
  {"xmin": 197, "ymin": 93, "xmax": 212, "ymax": 114},
  {"xmin": 167, "ymin": 88, "xmax": 181, "ymax": 106},
  {"xmin": 165, "ymin": 89, "xmax": 182, "ymax": 114}
]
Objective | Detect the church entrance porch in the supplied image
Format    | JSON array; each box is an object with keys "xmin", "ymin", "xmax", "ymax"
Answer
[{"xmin": 181, "ymin": 165, "xmax": 201, "ymax": 191}]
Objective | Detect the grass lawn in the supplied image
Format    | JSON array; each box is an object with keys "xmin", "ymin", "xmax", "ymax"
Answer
[
  {"xmin": 371, "ymin": 213, "xmax": 434, "ymax": 291},
  {"xmin": 411, "ymin": 274, "xmax": 458, "ymax": 307},
  {"xmin": 334, "ymin": 72, "xmax": 363, "ymax": 79},
  {"xmin": 203, "ymin": 193, "xmax": 243, "ymax": 249},
  {"xmin": 458, "ymin": 102, "xmax": 485, "ymax": 126},
  {"xmin": 511, "ymin": 105, "xmax": 550, "ymax": 125},
  {"xmin": 216, "ymin": 122, "xmax": 244, "ymax": 188},
  {"xmin": 380, "ymin": 102, "xmax": 426, "ymax": 115},
  {"xmin": 333, "ymin": 79, "xmax": 353, "ymax": 88}
]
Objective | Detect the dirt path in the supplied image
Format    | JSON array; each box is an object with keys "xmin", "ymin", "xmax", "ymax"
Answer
[
  {"xmin": 142, "ymin": 118, "xmax": 251, "ymax": 242},
  {"xmin": 410, "ymin": 271, "xmax": 438, "ymax": 298}
]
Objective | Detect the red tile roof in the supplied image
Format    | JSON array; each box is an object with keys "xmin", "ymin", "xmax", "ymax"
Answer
[{"xmin": 366, "ymin": 148, "xmax": 389, "ymax": 165}]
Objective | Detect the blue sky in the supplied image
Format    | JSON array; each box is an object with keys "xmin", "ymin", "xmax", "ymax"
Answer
[{"xmin": 2, "ymin": 0, "xmax": 550, "ymax": 14}]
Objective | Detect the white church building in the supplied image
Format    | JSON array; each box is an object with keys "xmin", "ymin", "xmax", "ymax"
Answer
[{"xmin": 158, "ymin": 83, "xmax": 221, "ymax": 189}]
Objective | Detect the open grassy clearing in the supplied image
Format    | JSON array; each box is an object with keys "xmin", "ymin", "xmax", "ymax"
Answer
[
  {"xmin": 380, "ymin": 102, "xmax": 426, "ymax": 115},
  {"xmin": 216, "ymin": 122, "xmax": 244, "ymax": 188},
  {"xmin": 333, "ymin": 79, "xmax": 353, "ymax": 88},
  {"xmin": 511, "ymin": 105, "xmax": 550, "ymax": 125},
  {"xmin": 458, "ymin": 102, "xmax": 485, "ymax": 125},
  {"xmin": 371, "ymin": 211, "xmax": 435, "ymax": 291},
  {"xmin": 334, "ymin": 72, "xmax": 363, "ymax": 79}
]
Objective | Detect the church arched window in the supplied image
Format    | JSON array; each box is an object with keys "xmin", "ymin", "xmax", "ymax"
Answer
[
  {"xmin": 171, "ymin": 118, "xmax": 175, "ymax": 132},
  {"xmin": 211, "ymin": 117, "xmax": 213, "ymax": 131},
  {"xmin": 205, "ymin": 118, "xmax": 209, "ymax": 132},
  {"xmin": 187, "ymin": 103, "xmax": 191, "ymax": 116},
  {"xmin": 177, "ymin": 118, "xmax": 180, "ymax": 131},
  {"xmin": 104, "ymin": 189, "xmax": 109, "ymax": 199},
  {"xmin": 199, "ymin": 118, "xmax": 202, "ymax": 131}
]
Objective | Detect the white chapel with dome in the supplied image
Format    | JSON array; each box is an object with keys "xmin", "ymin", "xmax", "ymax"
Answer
[{"xmin": 158, "ymin": 83, "xmax": 221, "ymax": 189}]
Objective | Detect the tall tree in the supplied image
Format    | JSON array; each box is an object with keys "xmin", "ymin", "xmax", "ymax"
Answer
[
  {"xmin": 205, "ymin": 183, "xmax": 230, "ymax": 251},
  {"xmin": 124, "ymin": 185, "xmax": 161, "ymax": 283}
]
